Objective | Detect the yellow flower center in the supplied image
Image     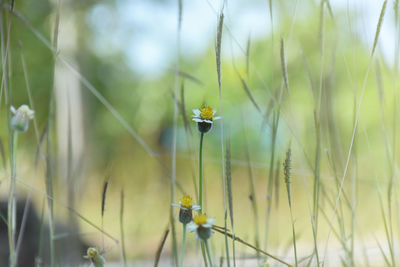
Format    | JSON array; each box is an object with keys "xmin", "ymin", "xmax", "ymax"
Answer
[
  {"xmin": 180, "ymin": 195, "xmax": 193, "ymax": 208},
  {"xmin": 200, "ymin": 106, "xmax": 213, "ymax": 120},
  {"xmin": 193, "ymin": 214, "xmax": 208, "ymax": 225}
]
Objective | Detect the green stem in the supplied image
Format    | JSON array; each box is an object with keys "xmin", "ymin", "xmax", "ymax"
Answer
[
  {"xmin": 205, "ymin": 240, "xmax": 214, "ymax": 267},
  {"xmin": 289, "ymin": 209, "xmax": 298, "ymax": 267},
  {"xmin": 120, "ymin": 190, "xmax": 127, "ymax": 267},
  {"xmin": 200, "ymin": 241, "xmax": 209, "ymax": 267},
  {"xmin": 224, "ymin": 211, "xmax": 230, "ymax": 267},
  {"xmin": 199, "ymin": 133, "xmax": 204, "ymax": 213},
  {"xmin": 8, "ymin": 131, "xmax": 18, "ymax": 267},
  {"xmin": 179, "ymin": 224, "xmax": 187, "ymax": 267}
]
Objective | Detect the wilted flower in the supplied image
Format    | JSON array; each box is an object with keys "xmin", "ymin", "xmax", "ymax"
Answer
[
  {"xmin": 10, "ymin": 105, "xmax": 34, "ymax": 132},
  {"xmin": 84, "ymin": 247, "xmax": 105, "ymax": 267},
  {"xmin": 187, "ymin": 214, "xmax": 215, "ymax": 241},
  {"xmin": 172, "ymin": 195, "xmax": 201, "ymax": 224},
  {"xmin": 192, "ymin": 105, "xmax": 221, "ymax": 133}
]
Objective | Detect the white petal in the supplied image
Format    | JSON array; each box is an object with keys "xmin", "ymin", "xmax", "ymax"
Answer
[
  {"xmin": 27, "ymin": 110, "xmax": 35, "ymax": 119},
  {"xmin": 193, "ymin": 118, "xmax": 204, "ymax": 122},
  {"xmin": 187, "ymin": 223, "xmax": 199, "ymax": 232},
  {"xmin": 206, "ymin": 218, "xmax": 215, "ymax": 224},
  {"xmin": 10, "ymin": 106, "xmax": 16, "ymax": 114},
  {"xmin": 171, "ymin": 203, "xmax": 181, "ymax": 208},
  {"xmin": 192, "ymin": 205, "xmax": 201, "ymax": 210},
  {"xmin": 213, "ymin": 110, "xmax": 217, "ymax": 115},
  {"xmin": 203, "ymin": 223, "xmax": 213, "ymax": 228},
  {"xmin": 192, "ymin": 109, "xmax": 201, "ymax": 116},
  {"xmin": 213, "ymin": 116, "xmax": 221, "ymax": 120},
  {"xmin": 204, "ymin": 120, "xmax": 213, "ymax": 124}
]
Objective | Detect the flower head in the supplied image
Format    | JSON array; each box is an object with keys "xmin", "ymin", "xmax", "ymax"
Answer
[
  {"xmin": 192, "ymin": 105, "xmax": 221, "ymax": 133},
  {"xmin": 187, "ymin": 214, "xmax": 215, "ymax": 240},
  {"xmin": 10, "ymin": 105, "xmax": 34, "ymax": 132},
  {"xmin": 172, "ymin": 195, "xmax": 201, "ymax": 224},
  {"xmin": 83, "ymin": 247, "xmax": 106, "ymax": 267}
]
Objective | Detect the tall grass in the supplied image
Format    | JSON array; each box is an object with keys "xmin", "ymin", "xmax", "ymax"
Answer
[
  {"xmin": 322, "ymin": 2, "xmax": 389, "ymax": 263},
  {"xmin": 3, "ymin": 0, "xmax": 400, "ymax": 266},
  {"xmin": 284, "ymin": 145, "xmax": 298, "ymax": 267}
]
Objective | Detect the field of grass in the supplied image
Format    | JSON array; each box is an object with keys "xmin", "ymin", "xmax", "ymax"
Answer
[{"xmin": 1, "ymin": 0, "xmax": 400, "ymax": 266}]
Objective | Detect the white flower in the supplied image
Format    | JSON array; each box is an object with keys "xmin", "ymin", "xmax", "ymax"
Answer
[
  {"xmin": 192, "ymin": 106, "xmax": 221, "ymax": 124},
  {"xmin": 187, "ymin": 214, "xmax": 215, "ymax": 240},
  {"xmin": 171, "ymin": 195, "xmax": 201, "ymax": 211},
  {"xmin": 192, "ymin": 105, "xmax": 221, "ymax": 133},
  {"xmin": 10, "ymin": 105, "xmax": 34, "ymax": 132},
  {"xmin": 83, "ymin": 247, "xmax": 106, "ymax": 266},
  {"xmin": 171, "ymin": 195, "xmax": 201, "ymax": 224}
]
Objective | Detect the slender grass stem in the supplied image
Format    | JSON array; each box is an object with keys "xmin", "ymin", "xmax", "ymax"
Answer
[
  {"xmin": 46, "ymin": 90, "xmax": 56, "ymax": 267},
  {"xmin": 199, "ymin": 132, "xmax": 204, "ymax": 213},
  {"xmin": 289, "ymin": 209, "xmax": 298, "ymax": 267},
  {"xmin": 284, "ymin": 146, "xmax": 297, "ymax": 267},
  {"xmin": 8, "ymin": 131, "xmax": 18, "ymax": 267},
  {"xmin": 120, "ymin": 190, "xmax": 127, "ymax": 267},
  {"xmin": 179, "ymin": 224, "xmax": 187, "ymax": 267},
  {"xmin": 213, "ymin": 227, "xmax": 292, "ymax": 267},
  {"xmin": 201, "ymin": 241, "xmax": 209, "ymax": 267},
  {"xmin": 205, "ymin": 240, "xmax": 214, "ymax": 267},
  {"xmin": 265, "ymin": 111, "xmax": 278, "ymax": 250},
  {"xmin": 224, "ymin": 211, "xmax": 230, "ymax": 267}
]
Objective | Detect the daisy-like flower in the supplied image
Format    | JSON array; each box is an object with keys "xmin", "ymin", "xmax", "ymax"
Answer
[
  {"xmin": 83, "ymin": 247, "xmax": 106, "ymax": 267},
  {"xmin": 187, "ymin": 214, "xmax": 215, "ymax": 241},
  {"xmin": 192, "ymin": 105, "xmax": 221, "ymax": 133},
  {"xmin": 172, "ymin": 195, "xmax": 201, "ymax": 224},
  {"xmin": 10, "ymin": 105, "xmax": 34, "ymax": 132}
]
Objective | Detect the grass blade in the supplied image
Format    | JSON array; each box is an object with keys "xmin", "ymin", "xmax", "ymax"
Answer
[
  {"xmin": 371, "ymin": 0, "xmax": 388, "ymax": 56},
  {"xmin": 284, "ymin": 145, "xmax": 298, "ymax": 267},
  {"xmin": 280, "ymin": 39, "xmax": 289, "ymax": 94},
  {"xmin": 120, "ymin": 190, "xmax": 127, "ymax": 267},
  {"xmin": 238, "ymin": 74, "xmax": 262, "ymax": 114},
  {"xmin": 154, "ymin": 226, "xmax": 170, "ymax": 267},
  {"xmin": 225, "ymin": 139, "xmax": 236, "ymax": 266},
  {"xmin": 176, "ymin": 70, "xmax": 204, "ymax": 86},
  {"xmin": 215, "ymin": 12, "xmax": 224, "ymax": 90},
  {"xmin": 0, "ymin": 137, "xmax": 6, "ymax": 170},
  {"xmin": 246, "ymin": 35, "xmax": 251, "ymax": 77},
  {"xmin": 101, "ymin": 179, "xmax": 109, "ymax": 219},
  {"xmin": 212, "ymin": 227, "xmax": 292, "ymax": 267},
  {"xmin": 101, "ymin": 177, "xmax": 110, "ymax": 251}
]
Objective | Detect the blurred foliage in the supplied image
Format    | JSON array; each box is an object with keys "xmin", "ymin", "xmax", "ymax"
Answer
[{"xmin": 1, "ymin": 0, "xmax": 395, "ymax": 173}]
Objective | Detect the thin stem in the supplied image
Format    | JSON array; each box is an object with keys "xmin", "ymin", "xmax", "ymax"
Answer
[
  {"xmin": 205, "ymin": 240, "xmax": 214, "ymax": 267},
  {"xmin": 289, "ymin": 209, "xmax": 298, "ymax": 267},
  {"xmin": 120, "ymin": 190, "xmax": 127, "ymax": 267},
  {"xmin": 199, "ymin": 132, "xmax": 204, "ymax": 212},
  {"xmin": 8, "ymin": 131, "xmax": 18, "ymax": 267},
  {"xmin": 224, "ymin": 211, "xmax": 230, "ymax": 267},
  {"xmin": 179, "ymin": 224, "xmax": 187, "ymax": 267},
  {"xmin": 200, "ymin": 241, "xmax": 209, "ymax": 267},
  {"xmin": 212, "ymin": 227, "xmax": 292, "ymax": 267}
]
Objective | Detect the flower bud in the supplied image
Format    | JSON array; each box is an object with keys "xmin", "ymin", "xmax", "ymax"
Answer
[{"xmin": 10, "ymin": 105, "xmax": 34, "ymax": 132}]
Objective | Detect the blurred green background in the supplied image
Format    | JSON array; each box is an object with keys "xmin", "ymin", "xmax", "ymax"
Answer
[{"xmin": 0, "ymin": 0, "xmax": 399, "ymax": 265}]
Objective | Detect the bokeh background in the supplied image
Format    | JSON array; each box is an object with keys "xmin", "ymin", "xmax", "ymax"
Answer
[{"xmin": 0, "ymin": 0, "xmax": 400, "ymax": 266}]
